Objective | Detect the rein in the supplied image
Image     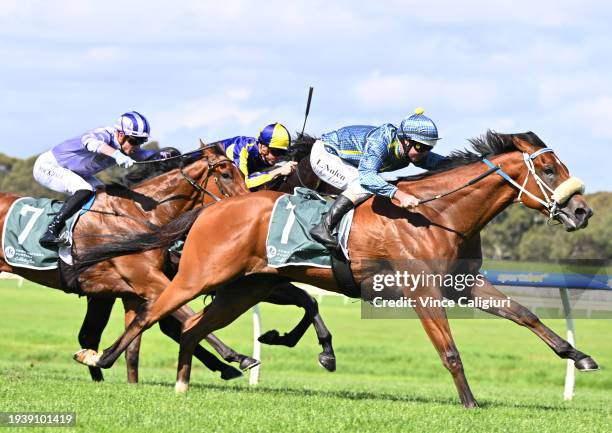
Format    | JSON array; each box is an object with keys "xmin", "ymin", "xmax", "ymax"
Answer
[
  {"xmin": 418, "ymin": 165, "xmax": 500, "ymax": 204},
  {"xmin": 131, "ymin": 148, "xmax": 204, "ymax": 165}
]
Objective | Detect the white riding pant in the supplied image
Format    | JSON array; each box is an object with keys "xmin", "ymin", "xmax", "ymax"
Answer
[
  {"xmin": 310, "ymin": 140, "xmax": 371, "ymax": 204},
  {"xmin": 33, "ymin": 151, "xmax": 102, "ymax": 195}
]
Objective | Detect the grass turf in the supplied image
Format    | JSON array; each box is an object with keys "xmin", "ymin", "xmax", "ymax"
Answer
[{"xmin": 0, "ymin": 279, "xmax": 610, "ymax": 432}]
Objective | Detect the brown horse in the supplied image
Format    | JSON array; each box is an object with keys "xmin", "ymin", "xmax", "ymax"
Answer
[
  {"xmin": 77, "ymin": 131, "xmax": 599, "ymax": 406},
  {"xmin": 77, "ymin": 137, "xmax": 340, "ymax": 374},
  {"xmin": 0, "ymin": 144, "xmax": 255, "ymax": 382}
]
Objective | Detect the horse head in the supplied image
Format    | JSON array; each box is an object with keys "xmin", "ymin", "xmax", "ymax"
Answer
[
  {"xmin": 198, "ymin": 139, "xmax": 250, "ymax": 198},
  {"xmin": 504, "ymin": 132, "xmax": 592, "ymax": 231}
]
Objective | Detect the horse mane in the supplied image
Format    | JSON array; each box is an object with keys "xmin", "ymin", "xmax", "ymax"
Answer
[
  {"xmin": 400, "ymin": 130, "xmax": 546, "ymax": 181},
  {"xmin": 289, "ymin": 133, "xmax": 318, "ymax": 161}
]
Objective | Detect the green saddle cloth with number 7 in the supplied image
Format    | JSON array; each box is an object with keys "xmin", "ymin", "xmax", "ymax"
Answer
[{"xmin": 1, "ymin": 197, "xmax": 92, "ymax": 270}]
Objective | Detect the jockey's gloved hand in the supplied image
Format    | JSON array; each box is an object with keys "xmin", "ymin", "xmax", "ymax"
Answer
[{"xmin": 112, "ymin": 149, "xmax": 136, "ymax": 168}]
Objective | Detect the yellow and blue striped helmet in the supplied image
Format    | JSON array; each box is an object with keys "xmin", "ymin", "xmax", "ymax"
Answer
[
  {"xmin": 398, "ymin": 107, "xmax": 441, "ymax": 147},
  {"xmin": 258, "ymin": 123, "xmax": 291, "ymax": 150}
]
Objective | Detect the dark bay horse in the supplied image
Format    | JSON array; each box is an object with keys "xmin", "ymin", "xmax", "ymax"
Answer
[
  {"xmin": 76, "ymin": 131, "xmax": 599, "ymax": 406},
  {"xmin": 0, "ymin": 144, "xmax": 255, "ymax": 382}
]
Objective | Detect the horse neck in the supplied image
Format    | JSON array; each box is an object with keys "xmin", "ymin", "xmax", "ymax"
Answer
[
  {"xmin": 400, "ymin": 152, "xmax": 526, "ymax": 239},
  {"xmin": 130, "ymin": 159, "xmax": 210, "ymax": 221}
]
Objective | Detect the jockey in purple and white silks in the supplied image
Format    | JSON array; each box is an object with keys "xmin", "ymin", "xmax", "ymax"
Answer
[
  {"xmin": 34, "ymin": 111, "xmax": 156, "ymax": 247},
  {"xmin": 309, "ymin": 108, "xmax": 449, "ymax": 249}
]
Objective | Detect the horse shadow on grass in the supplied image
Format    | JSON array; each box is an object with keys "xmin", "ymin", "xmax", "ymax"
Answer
[{"xmin": 140, "ymin": 380, "xmax": 576, "ymax": 412}]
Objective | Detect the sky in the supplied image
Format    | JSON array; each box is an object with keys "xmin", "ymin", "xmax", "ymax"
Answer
[{"xmin": 0, "ymin": 0, "xmax": 610, "ymax": 191}]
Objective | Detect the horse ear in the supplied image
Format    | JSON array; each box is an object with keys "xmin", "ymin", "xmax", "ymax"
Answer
[{"xmin": 201, "ymin": 141, "xmax": 224, "ymax": 158}]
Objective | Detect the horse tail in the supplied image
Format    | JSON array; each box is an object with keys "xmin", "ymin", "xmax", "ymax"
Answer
[{"xmin": 73, "ymin": 207, "xmax": 205, "ymax": 273}]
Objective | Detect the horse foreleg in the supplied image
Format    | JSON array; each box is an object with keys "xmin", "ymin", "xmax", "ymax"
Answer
[
  {"xmin": 79, "ymin": 269, "xmax": 215, "ymax": 369},
  {"xmin": 260, "ymin": 283, "xmax": 336, "ymax": 372},
  {"xmin": 122, "ymin": 299, "xmax": 142, "ymax": 384},
  {"xmin": 415, "ymin": 302, "xmax": 478, "ymax": 408},
  {"xmin": 176, "ymin": 280, "xmax": 274, "ymax": 393},
  {"xmin": 77, "ymin": 296, "xmax": 115, "ymax": 382},
  {"xmin": 203, "ymin": 332, "xmax": 259, "ymax": 371},
  {"xmin": 171, "ymin": 302, "xmax": 256, "ymax": 370},
  {"xmin": 464, "ymin": 278, "xmax": 599, "ymax": 371},
  {"xmin": 162, "ymin": 305, "xmax": 244, "ymax": 379}
]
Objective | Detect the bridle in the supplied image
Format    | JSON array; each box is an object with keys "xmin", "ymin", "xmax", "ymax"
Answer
[
  {"xmin": 418, "ymin": 148, "xmax": 585, "ymax": 224},
  {"xmin": 482, "ymin": 148, "xmax": 584, "ymax": 222},
  {"xmin": 179, "ymin": 156, "xmax": 233, "ymax": 205}
]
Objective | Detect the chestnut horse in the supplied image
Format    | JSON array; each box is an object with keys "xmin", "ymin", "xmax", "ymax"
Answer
[
  {"xmin": 0, "ymin": 144, "xmax": 255, "ymax": 382},
  {"xmin": 76, "ymin": 138, "xmax": 340, "ymax": 377},
  {"xmin": 77, "ymin": 131, "xmax": 599, "ymax": 406},
  {"xmin": 75, "ymin": 135, "xmax": 339, "ymax": 374}
]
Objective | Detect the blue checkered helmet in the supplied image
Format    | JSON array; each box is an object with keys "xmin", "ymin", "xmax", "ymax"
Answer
[
  {"xmin": 115, "ymin": 111, "xmax": 151, "ymax": 138},
  {"xmin": 398, "ymin": 107, "xmax": 441, "ymax": 147}
]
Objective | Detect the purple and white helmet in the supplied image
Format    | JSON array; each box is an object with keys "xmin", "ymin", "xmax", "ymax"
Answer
[{"xmin": 115, "ymin": 111, "xmax": 151, "ymax": 138}]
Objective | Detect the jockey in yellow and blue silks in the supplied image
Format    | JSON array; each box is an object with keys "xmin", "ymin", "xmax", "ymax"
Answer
[
  {"xmin": 219, "ymin": 123, "xmax": 296, "ymax": 189},
  {"xmin": 310, "ymin": 108, "xmax": 449, "ymax": 249}
]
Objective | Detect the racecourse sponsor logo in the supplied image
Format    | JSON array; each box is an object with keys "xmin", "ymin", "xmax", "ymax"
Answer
[
  {"xmin": 267, "ymin": 245, "xmax": 277, "ymax": 258},
  {"xmin": 4, "ymin": 246, "xmax": 15, "ymax": 259}
]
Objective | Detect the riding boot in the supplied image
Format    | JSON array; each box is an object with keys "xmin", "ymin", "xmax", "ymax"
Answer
[
  {"xmin": 310, "ymin": 195, "xmax": 355, "ymax": 249},
  {"xmin": 39, "ymin": 189, "xmax": 93, "ymax": 247}
]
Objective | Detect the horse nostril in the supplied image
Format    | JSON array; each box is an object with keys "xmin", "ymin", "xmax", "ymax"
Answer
[{"xmin": 574, "ymin": 207, "xmax": 593, "ymax": 220}]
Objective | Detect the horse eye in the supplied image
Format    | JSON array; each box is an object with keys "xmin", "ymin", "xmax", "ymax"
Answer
[
  {"xmin": 221, "ymin": 172, "xmax": 232, "ymax": 180},
  {"xmin": 544, "ymin": 166, "xmax": 555, "ymax": 177}
]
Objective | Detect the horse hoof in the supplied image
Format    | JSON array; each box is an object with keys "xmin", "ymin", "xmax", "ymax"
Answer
[
  {"xmin": 258, "ymin": 330, "xmax": 280, "ymax": 345},
  {"xmin": 175, "ymin": 381, "xmax": 189, "ymax": 393},
  {"xmin": 575, "ymin": 356, "xmax": 600, "ymax": 372},
  {"xmin": 220, "ymin": 366, "xmax": 243, "ymax": 381},
  {"xmin": 318, "ymin": 353, "xmax": 336, "ymax": 372},
  {"xmin": 73, "ymin": 349, "xmax": 101, "ymax": 367},
  {"xmin": 239, "ymin": 356, "xmax": 261, "ymax": 371}
]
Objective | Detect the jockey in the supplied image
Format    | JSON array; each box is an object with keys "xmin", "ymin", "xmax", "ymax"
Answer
[
  {"xmin": 220, "ymin": 123, "xmax": 297, "ymax": 189},
  {"xmin": 310, "ymin": 108, "xmax": 449, "ymax": 248},
  {"xmin": 34, "ymin": 111, "xmax": 157, "ymax": 247}
]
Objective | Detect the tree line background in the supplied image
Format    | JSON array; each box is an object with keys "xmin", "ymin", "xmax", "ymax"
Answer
[{"xmin": 1, "ymin": 148, "xmax": 609, "ymax": 262}]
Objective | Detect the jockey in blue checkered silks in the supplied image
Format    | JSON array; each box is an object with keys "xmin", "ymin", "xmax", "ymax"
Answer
[
  {"xmin": 310, "ymin": 108, "xmax": 449, "ymax": 249},
  {"xmin": 220, "ymin": 123, "xmax": 296, "ymax": 189},
  {"xmin": 34, "ymin": 111, "xmax": 158, "ymax": 247}
]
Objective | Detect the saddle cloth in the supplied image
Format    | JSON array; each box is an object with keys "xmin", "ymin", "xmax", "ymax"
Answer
[
  {"xmin": 266, "ymin": 187, "xmax": 353, "ymax": 268},
  {"xmin": 2, "ymin": 196, "xmax": 94, "ymax": 270}
]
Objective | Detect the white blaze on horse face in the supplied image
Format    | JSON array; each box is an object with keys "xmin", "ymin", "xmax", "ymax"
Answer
[{"xmin": 551, "ymin": 177, "xmax": 585, "ymax": 204}]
